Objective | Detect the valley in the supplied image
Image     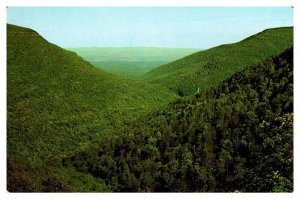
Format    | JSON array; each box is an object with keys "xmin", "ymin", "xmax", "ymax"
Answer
[
  {"xmin": 7, "ymin": 24, "xmax": 293, "ymax": 192},
  {"xmin": 68, "ymin": 47, "xmax": 200, "ymax": 79}
]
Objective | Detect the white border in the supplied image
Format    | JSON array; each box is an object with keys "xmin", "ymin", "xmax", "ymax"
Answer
[
  {"xmin": 0, "ymin": 1, "xmax": 299, "ymax": 199},
  {"xmin": 2, "ymin": 0, "xmax": 297, "ymax": 7},
  {"xmin": 0, "ymin": 1, "xmax": 7, "ymax": 196}
]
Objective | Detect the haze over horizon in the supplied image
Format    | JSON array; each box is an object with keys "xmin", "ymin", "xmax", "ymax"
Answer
[{"xmin": 7, "ymin": 7, "xmax": 293, "ymax": 49}]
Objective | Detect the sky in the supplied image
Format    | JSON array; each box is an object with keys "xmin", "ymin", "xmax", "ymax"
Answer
[{"xmin": 7, "ymin": 7, "xmax": 293, "ymax": 49}]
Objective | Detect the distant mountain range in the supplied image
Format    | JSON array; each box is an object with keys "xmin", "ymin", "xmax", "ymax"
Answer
[{"xmin": 68, "ymin": 47, "xmax": 200, "ymax": 79}]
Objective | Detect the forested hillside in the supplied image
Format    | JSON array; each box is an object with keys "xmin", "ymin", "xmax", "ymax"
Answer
[
  {"xmin": 144, "ymin": 27, "xmax": 293, "ymax": 96},
  {"xmin": 63, "ymin": 48, "xmax": 293, "ymax": 192},
  {"xmin": 7, "ymin": 24, "xmax": 293, "ymax": 192},
  {"xmin": 7, "ymin": 24, "xmax": 178, "ymax": 191}
]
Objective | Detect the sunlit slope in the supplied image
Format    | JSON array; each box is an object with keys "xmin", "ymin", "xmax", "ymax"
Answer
[
  {"xmin": 144, "ymin": 27, "xmax": 293, "ymax": 96},
  {"xmin": 7, "ymin": 24, "xmax": 178, "ymax": 160}
]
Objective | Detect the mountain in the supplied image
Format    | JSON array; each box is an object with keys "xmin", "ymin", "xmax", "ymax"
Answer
[
  {"xmin": 7, "ymin": 24, "xmax": 178, "ymax": 191},
  {"xmin": 144, "ymin": 27, "xmax": 293, "ymax": 96},
  {"xmin": 7, "ymin": 24, "xmax": 293, "ymax": 192},
  {"xmin": 68, "ymin": 47, "xmax": 200, "ymax": 79},
  {"xmin": 63, "ymin": 47, "xmax": 293, "ymax": 192}
]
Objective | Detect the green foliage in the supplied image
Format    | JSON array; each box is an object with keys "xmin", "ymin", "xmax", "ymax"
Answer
[
  {"xmin": 7, "ymin": 155, "xmax": 37, "ymax": 192},
  {"xmin": 63, "ymin": 48, "xmax": 293, "ymax": 192},
  {"xmin": 7, "ymin": 23, "xmax": 293, "ymax": 192},
  {"xmin": 68, "ymin": 47, "xmax": 199, "ymax": 79},
  {"xmin": 144, "ymin": 27, "xmax": 293, "ymax": 96},
  {"xmin": 90, "ymin": 61, "xmax": 166, "ymax": 79},
  {"xmin": 7, "ymin": 24, "xmax": 178, "ymax": 191}
]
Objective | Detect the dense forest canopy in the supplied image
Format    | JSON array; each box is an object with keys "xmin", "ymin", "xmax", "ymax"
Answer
[
  {"xmin": 7, "ymin": 24, "xmax": 293, "ymax": 192},
  {"xmin": 63, "ymin": 47, "xmax": 293, "ymax": 192},
  {"xmin": 144, "ymin": 27, "xmax": 293, "ymax": 96},
  {"xmin": 7, "ymin": 24, "xmax": 178, "ymax": 191}
]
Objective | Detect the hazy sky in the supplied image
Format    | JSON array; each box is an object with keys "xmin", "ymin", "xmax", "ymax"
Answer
[{"xmin": 7, "ymin": 7, "xmax": 293, "ymax": 49}]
